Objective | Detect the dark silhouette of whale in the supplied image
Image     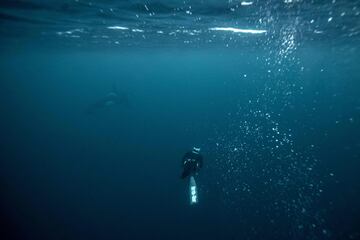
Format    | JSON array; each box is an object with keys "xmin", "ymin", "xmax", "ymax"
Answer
[{"xmin": 86, "ymin": 83, "xmax": 128, "ymax": 114}]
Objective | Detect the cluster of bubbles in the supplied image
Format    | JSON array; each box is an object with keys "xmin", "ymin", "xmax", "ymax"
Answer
[
  {"xmin": 209, "ymin": 103, "xmax": 327, "ymax": 238},
  {"xmin": 206, "ymin": 12, "xmax": 333, "ymax": 239}
]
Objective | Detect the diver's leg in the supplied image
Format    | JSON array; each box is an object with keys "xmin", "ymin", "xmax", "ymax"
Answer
[
  {"xmin": 181, "ymin": 164, "xmax": 193, "ymax": 179},
  {"xmin": 181, "ymin": 169, "xmax": 190, "ymax": 179}
]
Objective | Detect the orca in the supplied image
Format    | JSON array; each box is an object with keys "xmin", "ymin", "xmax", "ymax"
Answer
[{"xmin": 86, "ymin": 83, "xmax": 128, "ymax": 114}]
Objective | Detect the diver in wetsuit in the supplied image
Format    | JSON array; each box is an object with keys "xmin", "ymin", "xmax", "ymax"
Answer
[
  {"xmin": 181, "ymin": 147, "xmax": 203, "ymax": 179},
  {"xmin": 181, "ymin": 147, "xmax": 203, "ymax": 205}
]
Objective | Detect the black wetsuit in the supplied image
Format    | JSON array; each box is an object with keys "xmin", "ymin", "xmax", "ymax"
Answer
[{"xmin": 181, "ymin": 151, "xmax": 203, "ymax": 179}]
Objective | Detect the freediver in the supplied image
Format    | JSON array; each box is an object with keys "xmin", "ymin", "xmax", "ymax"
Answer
[
  {"xmin": 181, "ymin": 147, "xmax": 203, "ymax": 179},
  {"xmin": 181, "ymin": 147, "xmax": 203, "ymax": 205}
]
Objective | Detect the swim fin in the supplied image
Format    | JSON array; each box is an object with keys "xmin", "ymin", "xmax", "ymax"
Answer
[{"xmin": 189, "ymin": 176, "xmax": 198, "ymax": 205}]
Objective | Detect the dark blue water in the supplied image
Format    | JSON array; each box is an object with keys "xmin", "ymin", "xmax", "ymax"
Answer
[{"xmin": 1, "ymin": 1, "xmax": 360, "ymax": 240}]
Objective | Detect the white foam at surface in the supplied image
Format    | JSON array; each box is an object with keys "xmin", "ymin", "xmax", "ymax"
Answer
[{"xmin": 209, "ymin": 27, "xmax": 267, "ymax": 34}]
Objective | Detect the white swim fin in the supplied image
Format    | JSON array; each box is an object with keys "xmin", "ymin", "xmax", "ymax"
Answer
[{"xmin": 189, "ymin": 176, "xmax": 198, "ymax": 205}]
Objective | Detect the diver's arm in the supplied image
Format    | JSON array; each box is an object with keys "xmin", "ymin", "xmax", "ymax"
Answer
[
  {"xmin": 182, "ymin": 152, "xmax": 190, "ymax": 166},
  {"xmin": 198, "ymin": 155, "xmax": 203, "ymax": 168}
]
